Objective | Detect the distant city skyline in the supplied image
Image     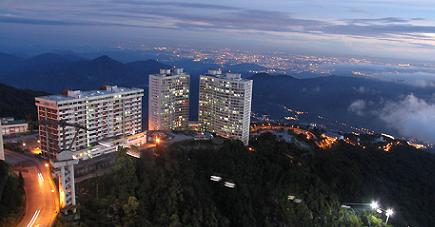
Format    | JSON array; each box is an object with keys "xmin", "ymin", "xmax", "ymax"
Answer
[{"xmin": 1, "ymin": 0, "xmax": 435, "ymax": 61}]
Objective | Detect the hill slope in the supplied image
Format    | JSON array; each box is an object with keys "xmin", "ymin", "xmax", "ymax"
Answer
[
  {"xmin": 0, "ymin": 83, "xmax": 48, "ymax": 120},
  {"xmin": 77, "ymin": 134, "xmax": 435, "ymax": 226}
]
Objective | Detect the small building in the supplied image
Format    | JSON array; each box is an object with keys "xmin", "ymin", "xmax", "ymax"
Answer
[
  {"xmin": 124, "ymin": 132, "xmax": 148, "ymax": 147},
  {"xmin": 0, "ymin": 117, "xmax": 29, "ymax": 135},
  {"xmin": 71, "ymin": 132, "xmax": 148, "ymax": 161}
]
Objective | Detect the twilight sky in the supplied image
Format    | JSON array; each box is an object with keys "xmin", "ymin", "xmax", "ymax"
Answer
[{"xmin": 1, "ymin": 0, "xmax": 435, "ymax": 60}]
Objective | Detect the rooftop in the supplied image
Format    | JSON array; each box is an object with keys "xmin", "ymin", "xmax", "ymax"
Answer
[
  {"xmin": 157, "ymin": 68, "xmax": 187, "ymax": 77},
  {"xmin": 0, "ymin": 117, "xmax": 27, "ymax": 125},
  {"xmin": 36, "ymin": 85, "xmax": 143, "ymax": 102},
  {"xmin": 204, "ymin": 69, "xmax": 251, "ymax": 82}
]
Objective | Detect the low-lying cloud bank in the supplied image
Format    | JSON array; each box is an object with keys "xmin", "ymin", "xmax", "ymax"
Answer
[
  {"xmin": 380, "ymin": 94, "xmax": 435, "ymax": 144},
  {"xmin": 348, "ymin": 100, "xmax": 367, "ymax": 116}
]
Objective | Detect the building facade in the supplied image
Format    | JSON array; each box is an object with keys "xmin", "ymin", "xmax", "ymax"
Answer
[
  {"xmin": 0, "ymin": 121, "xmax": 4, "ymax": 161},
  {"xmin": 35, "ymin": 85, "xmax": 144, "ymax": 159},
  {"xmin": 199, "ymin": 69, "xmax": 253, "ymax": 145},
  {"xmin": 0, "ymin": 117, "xmax": 29, "ymax": 135},
  {"xmin": 148, "ymin": 68, "xmax": 190, "ymax": 131}
]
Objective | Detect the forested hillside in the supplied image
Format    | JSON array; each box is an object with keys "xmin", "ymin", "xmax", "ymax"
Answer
[
  {"xmin": 0, "ymin": 161, "xmax": 25, "ymax": 226},
  {"xmin": 76, "ymin": 134, "xmax": 435, "ymax": 226}
]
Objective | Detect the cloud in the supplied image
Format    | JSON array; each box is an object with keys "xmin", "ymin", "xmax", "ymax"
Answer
[
  {"xmin": 353, "ymin": 86, "xmax": 366, "ymax": 93},
  {"xmin": 341, "ymin": 17, "xmax": 412, "ymax": 25},
  {"xmin": 348, "ymin": 100, "xmax": 367, "ymax": 116},
  {"xmin": 403, "ymin": 79, "xmax": 435, "ymax": 88},
  {"xmin": 380, "ymin": 94, "xmax": 435, "ymax": 143},
  {"xmin": 1, "ymin": 0, "xmax": 435, "ymax": 53},
  {"xmin": 116, "ymin": 1, "xmax": 241, "ymax": 11},
  {"xmin": 1, "ymin": 0, "xmax": 434, "ymax": 43}
]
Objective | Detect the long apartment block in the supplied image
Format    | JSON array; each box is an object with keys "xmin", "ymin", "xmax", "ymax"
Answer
[{"xmin": 35, "ymin": 85, "xmax": 144, "ymax": 159}]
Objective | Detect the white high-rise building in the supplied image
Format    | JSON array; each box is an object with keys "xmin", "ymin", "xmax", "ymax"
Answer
[
  {"xmin": 199, "ymin": 69, "xmax": 253, "ymax": 145},
  {"xmin": 148, "ymin": 68, "xmax": 190, "ymax": 131},
  {"xmin": 0, "ymin": 121, "xmax": 4, "ymax": 161},
  {"xmin": 35, "ymin": 85, "xmax": 144, "ymax": 159}
]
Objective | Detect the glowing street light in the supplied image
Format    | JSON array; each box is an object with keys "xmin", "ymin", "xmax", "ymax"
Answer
[
  {"xmin": 385, "ymin": 208, "xmax": 394, "ymax": 224},
  {"xmin": 155, "ymin": 137, "xmax": 161, "ymax": 144},
  {"xmin": 370, "ymin": 201, "xmax": 379, "ymax": 210},
  {"xmin": 44, "ymin": 163, "xmax": 49, "ymax": 168}
]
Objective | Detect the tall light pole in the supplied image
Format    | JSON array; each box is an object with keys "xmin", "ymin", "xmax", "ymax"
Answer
[
  {"xmin": 385, "ymin": 208, "xmax": 394, "ymax": 224},
  {"xmin": 342, "ymin": 200, "xmax": 395, "ymax": 225}
]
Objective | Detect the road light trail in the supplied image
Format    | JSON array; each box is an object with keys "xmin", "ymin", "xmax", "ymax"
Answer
[
  {"xmin": 4, "ymin": 150, "xmax": 59, "ymax": 227},
  {"xmin": 38, "ymin": 172, "xmax": 44, "ymax": 183},
  {"xmin": 27, "ymin": 209, "xmax": 41, "ymax": 227}
]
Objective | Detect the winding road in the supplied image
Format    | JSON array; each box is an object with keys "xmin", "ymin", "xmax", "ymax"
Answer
[{"xmin": 5, "ymin": 150, "xmax": 59, "ymax": 227}]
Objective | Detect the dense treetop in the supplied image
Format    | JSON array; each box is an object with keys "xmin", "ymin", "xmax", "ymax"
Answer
[{"xmin": 75, "ymin": 134, "xmax": 435, "ymax": 227}]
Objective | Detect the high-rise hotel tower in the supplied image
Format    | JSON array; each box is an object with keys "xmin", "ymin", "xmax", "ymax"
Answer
[
  {"xmin": 199, "ymin": 69, "xmax": 253, "ymax": 145},
  {"xmin": 35, "ymin": 85, "xmax": 144, "ymax": 159},
  {"xmin": 148, "ymin": 68, "xmax": 190, "ymax": 131},
  {"xmin": 0, "ymin": 121, "xmax": 4, "ymax": 161}
]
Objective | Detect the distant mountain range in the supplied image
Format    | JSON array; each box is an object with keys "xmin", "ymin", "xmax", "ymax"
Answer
[
  {"xmin": 0, "ymin": 52, "xmax": 433, "ymax": 139},
  {"xmin": 0, "ymin": 53, "xmax": 167, "ymax": 93}
]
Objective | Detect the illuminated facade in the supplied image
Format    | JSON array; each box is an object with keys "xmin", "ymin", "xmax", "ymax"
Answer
[
  {"xmin": 199, "ymin": 69, "xmax": 253, "ymax": 145},
  {"xmin": 148, "ymin": 68, "xmax": 190, "ymax": 131},
  {"xmin": 0, "ymin": 121, "xmax": 4, "ymax": 161},
  {"xmin": 35, "ymin": 85, "xmax": 144, "ymax": 159}
]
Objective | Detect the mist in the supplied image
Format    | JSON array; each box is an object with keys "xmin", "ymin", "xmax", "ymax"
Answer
[{"xmin": 381, "ymin": 94, "xmax": 435, "ymax": 144}]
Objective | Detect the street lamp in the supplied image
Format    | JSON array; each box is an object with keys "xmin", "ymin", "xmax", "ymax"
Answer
[
  {"xmin": 385, "ymin": 208, "xmax": 394, "ymax": 224},
  {"xmin": 370, "ymin": 201, "xmax": 379, "ymax": 210}
]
